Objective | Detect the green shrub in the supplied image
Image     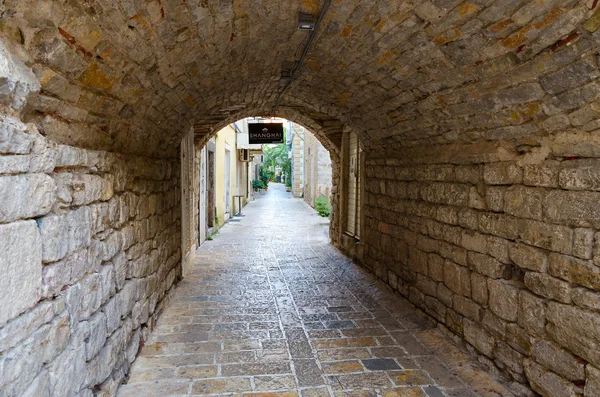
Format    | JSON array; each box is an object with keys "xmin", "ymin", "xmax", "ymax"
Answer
[
  {"xmin": 252, "ymin": 179, "xmax": 264, "ymax": 191},
  {"xmin": 315, "ymin": 196, "xmax": 331, "ymax": 218},
  {"xmin": 285, "ymin": 179, "xmax": 292, "ymax": 188}
]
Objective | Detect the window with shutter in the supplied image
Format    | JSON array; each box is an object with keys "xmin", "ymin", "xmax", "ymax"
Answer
[{"xmin": 345, "ymin": 131, "xmax": 362, "ymax": 238}]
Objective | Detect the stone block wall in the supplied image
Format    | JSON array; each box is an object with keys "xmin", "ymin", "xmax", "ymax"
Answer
[
  {"xmin": 0, "ymin": 38, "xmax": 182, "ymax": 397},
  {"xmin": 0, "ymin": 119, "xmax": 181, "ymax": 397},
  {"xmin": 362, "ymin": 141, "xmax": 600, "ymax": 395}
]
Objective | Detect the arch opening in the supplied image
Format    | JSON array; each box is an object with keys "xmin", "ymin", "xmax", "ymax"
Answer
[
  {"xmin": 179, "ymin": 113, "xmax": 363, "ymax": 277},
  {"xmin": 4, "ymin": 0, "xmax": 600, "ymax": 395}
]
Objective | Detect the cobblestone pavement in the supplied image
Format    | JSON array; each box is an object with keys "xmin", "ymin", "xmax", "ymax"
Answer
[{"xmin": 118, "ymin": 184, "xmax": 512, "ymax": 397}]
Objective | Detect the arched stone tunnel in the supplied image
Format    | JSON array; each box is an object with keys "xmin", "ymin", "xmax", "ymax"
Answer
[{"xmin": 2, "ymin": 0, "xmax": 600, "ymax": 395}]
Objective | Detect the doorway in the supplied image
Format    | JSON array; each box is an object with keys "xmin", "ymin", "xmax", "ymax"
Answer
[
  {"xmin": 224, "ymin": 147, "xmax": 231, "ymax": 218},
  {"xmin": 207, "ymin": 145, "xmax": 215, "ymax": 230}
]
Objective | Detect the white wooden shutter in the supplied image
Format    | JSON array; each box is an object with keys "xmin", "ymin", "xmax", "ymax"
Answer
[
  {"xmin": 346, "ymin": 132, "xmax": 358, "ymax": 236},
  {"xmin": 356, "ymin": 142, "xmax": 362, "ymax": 239}
]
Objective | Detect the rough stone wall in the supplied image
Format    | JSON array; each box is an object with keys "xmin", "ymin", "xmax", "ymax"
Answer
[
  {"xmin": 363, "ymin": 139, "xmax": 600, "ymax": 395},
  {"xmin": 0, "ymin": 38, "xmax": 181, "ymax": 397}
]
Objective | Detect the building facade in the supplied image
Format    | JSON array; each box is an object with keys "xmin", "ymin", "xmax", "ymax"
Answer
[
  {"xmin": 303, "ymin": 130, "xmax": 333, "ymax": 207},
  {"xmin": 288, "ymin": 122, "xmax": 304, "ymax": 197},
  {"xmin": 193, "ymin": 121, "xmax": 259, "ymax": 249}
]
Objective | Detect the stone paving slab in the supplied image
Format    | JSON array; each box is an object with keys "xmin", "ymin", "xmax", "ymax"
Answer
[{"xmin": 118, "ymin": 184, "xmax": 513, "ymax": 397}]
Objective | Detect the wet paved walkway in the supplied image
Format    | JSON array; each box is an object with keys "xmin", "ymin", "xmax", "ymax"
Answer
[{"xmin": 118, "ymin": 184, "xmax": 512, "ymax": 397}]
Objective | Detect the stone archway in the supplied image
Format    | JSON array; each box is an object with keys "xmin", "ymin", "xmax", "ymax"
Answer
[
  {"xmin": 180, "ymin": 108, "xmax": 349, "ymax": 274},
  {"xmin": 3, "ymin": 0, "xmax": 600, "ymax": 395}
]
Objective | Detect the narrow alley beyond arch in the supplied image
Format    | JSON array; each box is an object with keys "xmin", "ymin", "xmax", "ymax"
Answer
[{"xmin": 118, "ymin": 184, "xmax": 509, "ymax": 397}]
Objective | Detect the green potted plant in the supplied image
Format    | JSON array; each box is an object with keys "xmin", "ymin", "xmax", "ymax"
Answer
[
  {"xmin": 285, "ymin": 179, "xmax": 292, "ymax": 192},
  {"xmin": 315, "ymin": 195, "xmax": 332, "ymax": 218},
  {"xmin": 261, "ymin": 176, "xmax": 269, "ymax": 191},
  {"xmin": 252, "ymin": 179, "xmax": 264, "ymax": 192}
]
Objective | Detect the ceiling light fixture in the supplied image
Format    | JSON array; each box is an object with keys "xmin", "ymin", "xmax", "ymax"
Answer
[
  {"xmin": 271, "ymin": 1, "xmax": 332, "ymax": 116},
  {"xmin": 298, "ymin": 12, "xmax": 316, "ymax": 30}
]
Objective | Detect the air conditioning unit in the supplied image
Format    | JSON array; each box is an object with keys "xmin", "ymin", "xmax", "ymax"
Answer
[{"xmin": 238, "ymin": 149, "xmax": 251, "ymax": 162}]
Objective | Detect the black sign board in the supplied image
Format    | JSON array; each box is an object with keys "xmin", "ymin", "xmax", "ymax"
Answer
[{"xmin": 248, "ymin": 123, "xmax": 284, "ymax": 144}]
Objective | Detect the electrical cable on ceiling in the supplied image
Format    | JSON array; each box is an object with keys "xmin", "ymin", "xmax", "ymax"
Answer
[{"xmin": 270, "ymin": 0, "xmax": 332, "ymax": 116}]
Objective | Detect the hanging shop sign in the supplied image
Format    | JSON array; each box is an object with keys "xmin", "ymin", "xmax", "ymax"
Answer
[{"xmin": 248, "ymin": 123, "xmax": 284, "ymax": 144}]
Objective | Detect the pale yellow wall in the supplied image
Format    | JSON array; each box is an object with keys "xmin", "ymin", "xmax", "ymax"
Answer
[{"xmin": 214, "ymin": 125, "xmax": 237, "ymax": 227}]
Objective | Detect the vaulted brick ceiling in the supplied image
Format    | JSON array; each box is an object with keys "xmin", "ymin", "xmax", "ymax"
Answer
[{"xmin": 2, "ymin": 0, "xmax": 599, "ymax": 157}]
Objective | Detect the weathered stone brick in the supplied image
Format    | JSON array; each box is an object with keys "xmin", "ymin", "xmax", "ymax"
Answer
[
  {"xmin": 443, "ymin": 260, "xmax": 471, "ymax": 297},
  {"xmin": 415, "ymin": 1, "xmax": 445, "ymax": 23},
  {"xmin": 56, "ymin": 173, "xmax": 114, "ymax": 207},
  {"xmin": 571, "ymin": 287, "xmax": 600, "ymax": 311},
  {"xmin": 540, "ymin": 56, "xmax": 600, "ymax": 95},
  {"xmin": 461, "ymin": 230, "xmax": 487, "ymax": 254},
  {"xmin": 586, "ymin": 365, "xmax": 600, "ymax": 397},
  {"xmin": 0, "ymin": 301, "xmax": 53, "ymax": 353},
  {"xmin": 47, "ymin": 331, "xmax": 87, "ymax": 396},
  {"xmin": 484, "ymin": 186, "xmax": 504, "ymax": 212},
  {"xmin": 68, "ymin": 207, "xmax": 92, "ymax": 253},
  {"xmin": 509, "ymin": 243, "xmax": 547, "ymax": 272},
  {"xmin": 437, "ymin": 283, "xmax": 453, "ymax": 307},
  {"xmin": 559, "ymin": 161, "xmax": 600, "ymax": 191},
  {"xmin": 455, "ymin": 165, "xmax": 480, "ymax": 184},
  {"xmin": 425, "ymin": 296, "xmax": 447, "ymax": 322},
  {"xmin": 470, "ymin": 272, "xmax": 488, "ymax": 305},
  {"xmin": 388, "ymin": 270, "xmax": 398, "ymax": 290},
  {"xmin": 497, "ymin": 83, "xmax": 545, "ymax": 106},
  {"xmin": 468, "ymin": 251, "xmax": 510, "ymax": 279},
  {"xmin": 483, "ymin": 163, "xmax": 522, "ymax": 185},
  {"xmin": 415, "ymin": 165, "xmax": 455, "ymax": 182},
  {"xmin": 504, "ymin": 185, "xmax": 544, "ymax": 221},
  {"xmin": 464, "ymin": 318, "xmax": 494, "ymax": 357},
  {"xmin": 568, "ymin": 102, "xmax": 600, "ymax": 126},
  {"xmin": 524, "ymin": 359, "xmax": 579, "ymax": 397},
  {"xmin": 420, "ymin": 182, "xmax": 469, "ymax": 206},
  {"xmin": 445, "ymin": 308, "xmax": 463, "ymax": 335},
  {"xmin": 482, "ymin": 311, "xmax": 507, "ymax": 339},
  {"xmin": 37, "ymin": 214, "xmax": 70, "ymax": 263},
  {"xmin": 417, "ymin": 274, "xmax": 438, "ymax": 297},
  {"xmin": 544, "ymin": 190, "xmax": 600, "ymax": 228},
  {"xmin": 518, "ymin": 290, "xmax": 546, "ymax": 335},
  {"xmin": 523, "ymin": 162, "xmax": 560, "ymax": 188},
  {"xmin": 546, "ymin": 302, "xmax": 600, "ymax": 368},
  {"xmin": 41, "ymin": 248, "xmax": 90, "ymax": 298},
  {"xmin": 505, "ymin": 324, "xmax": 533, "ymax": 357},
  {"xmin": 85, "ymin": 311, "xmax": 107, "ymax": 361},
  {"xmin": 0, "ymin": 154, "xmax": 31, "ymax": 174},
  {"xmin": 479, "ymin": 213, "xmax": 519, "ymax": 240},
  {"xmin": 428, "ymin": 253, "xmax": 444, "ymax": 282},
  {"xmin": 572, "ymin": 228, "xmax": 594, "ymax": 260},
  {"xmin": 0, "ymin": 220, "xmax": 42, "ymax": 326},
  {"xmin": 457, "ymin": 208, "xmax": 478, "ymax": 230},
  {"xmin": 0, "ymin": 174, "xmax": 56, "ymax": 223},
  {"xmin": 524, "ymin": 272, "xmax": 571, "ymax": 304},
  {"xmin": 408, "ymin": 246, "xmax": 428, "ymax": 274},
  {"xmin": 435, "ymin": 206, "xmax": 458, "ymax": 225},
  {"xmin": 485, "ymin": 235, "xmax": 510, "ymax": 263},
  {"xmin": 531, "ymin": 339, "xmax": 585, "ymax": 381},
  {"xmin": 468, "ymin": 186, "xmax": 486, "ymax": 210},
  {"xmin": 549, "ymin": 253, "xmax": 600, "ymax": 290},
  {"xmin": 494, "ymin": 341, "xmax": 525, "ymax": 378},
  {"xmin": 453, "ymin": 295, "xmax": 482, "ymax": 322},
  {"xmin": 487, "ymin": 279, "xmax": 519, "ymax": 322},
  {"xmin": 0, "ymin": 117, "xmax": 36, "ymax": 154},
  {"xmin": 518, "ymin": 219, "xmax": 573, "ymax": 255}
]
